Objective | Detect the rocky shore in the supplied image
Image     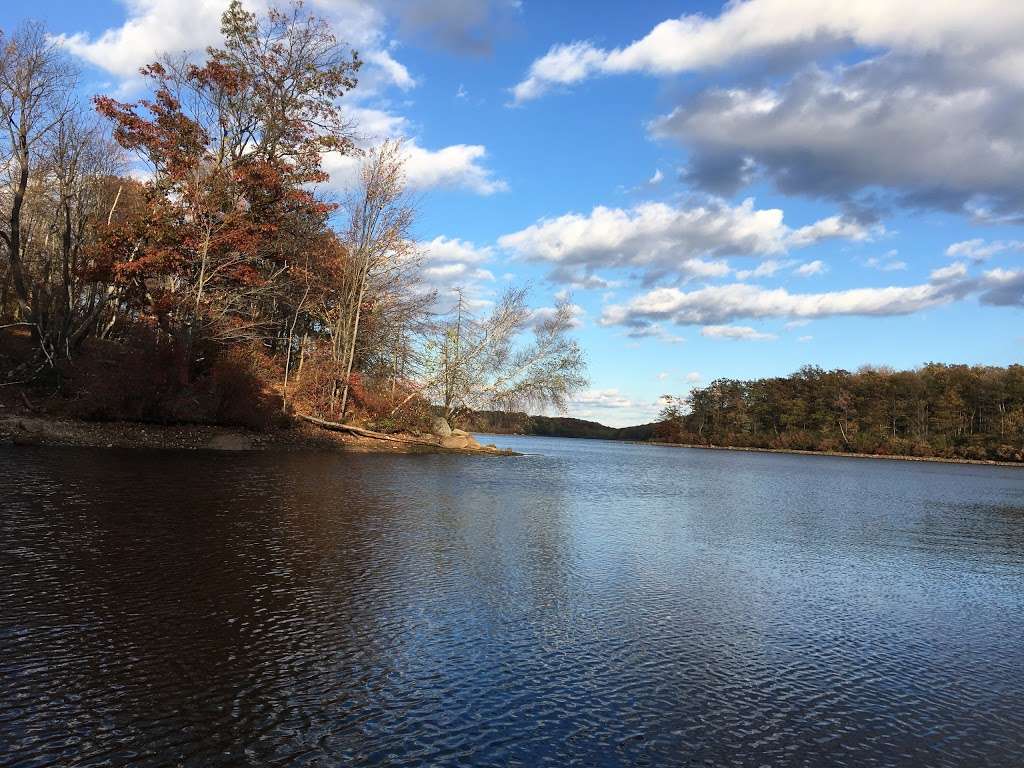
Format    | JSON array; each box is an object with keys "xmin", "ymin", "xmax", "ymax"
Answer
[{"xmin": 0, "ymin": 415, "xmax": 513, "ymax": 455}]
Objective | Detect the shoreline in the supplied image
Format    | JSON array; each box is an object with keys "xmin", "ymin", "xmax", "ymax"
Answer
[
  {"xmin": 0, "ymin": 415, "xmax": 514, "ymax": 456},
  {"xmin": 637, "ymin": 440, "xmax": 1024, "ymax": 468},
  {"xmin": 476, "ymin": 431, "xmax": 1022, "ymax": 467}
]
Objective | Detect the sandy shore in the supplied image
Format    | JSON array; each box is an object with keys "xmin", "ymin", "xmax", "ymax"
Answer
[{"xmin": 0, "ymin": 415, "xmax": 513, "ymax": 455}]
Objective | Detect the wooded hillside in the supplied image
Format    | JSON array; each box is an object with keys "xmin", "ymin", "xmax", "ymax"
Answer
[{"xmin": 657, "ymin": 364, "xmax": 1024, "ymax": 462}]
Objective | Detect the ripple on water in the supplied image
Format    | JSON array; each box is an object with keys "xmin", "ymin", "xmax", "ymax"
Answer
[{"xmin": 1, "ymin": 440, "xmax": 1024, "ymax": 767}]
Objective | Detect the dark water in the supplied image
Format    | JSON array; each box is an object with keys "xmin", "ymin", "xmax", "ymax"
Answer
[{"xmin": 2, "ymin": 437, "xmax": 1024, "ymax": 767}]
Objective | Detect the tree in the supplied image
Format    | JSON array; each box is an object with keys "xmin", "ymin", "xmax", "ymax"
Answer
[
  {"xmin": 334, "ymin": 140, "xmax": 416, "ymax": 416},
  {"xmin": 94, "ymin": 0, "xmax": 360, "ymax": 382},
  {"xmin": 416, "ymin": 287, "xmax": 588, "ymax": 422},
  {"xmin": 0, "ymin": 21, "xmax": 77, "ymax": 322}
]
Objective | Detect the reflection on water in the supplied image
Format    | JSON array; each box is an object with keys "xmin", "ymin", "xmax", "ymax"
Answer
[{"xmin": 2, "ymin": 437, "xmax": 1023, "ymax": 767}]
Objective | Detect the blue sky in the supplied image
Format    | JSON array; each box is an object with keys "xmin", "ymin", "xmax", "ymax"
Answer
[{"xmin": 6, "ymin": 0, "xmax": 1022, "ymax": 425}]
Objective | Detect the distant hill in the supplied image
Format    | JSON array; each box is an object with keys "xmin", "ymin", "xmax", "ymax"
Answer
[{"xmin": 457, "ymin": 410, "xmax": 658, "ymax": 442}]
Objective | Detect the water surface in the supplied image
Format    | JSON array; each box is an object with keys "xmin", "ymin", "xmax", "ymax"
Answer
[{"xmin": 2, "ymin": 437, "xmax": 1023, "ymax": 766}]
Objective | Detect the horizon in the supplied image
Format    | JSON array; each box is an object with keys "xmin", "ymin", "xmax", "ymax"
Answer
[{"xmin": 3, "ymin": 0, "xmax": 1021, "ymax": 426}]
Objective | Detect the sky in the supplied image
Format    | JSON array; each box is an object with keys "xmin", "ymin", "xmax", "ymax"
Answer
[{"xmin": 4, "ymin": 0, "xmax": 1023, "ymax": 426}]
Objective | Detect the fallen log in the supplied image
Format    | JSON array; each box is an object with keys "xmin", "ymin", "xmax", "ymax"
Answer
[{"xmin": 298, "ymin": 413, "xmax": 434, "ymax": 445}]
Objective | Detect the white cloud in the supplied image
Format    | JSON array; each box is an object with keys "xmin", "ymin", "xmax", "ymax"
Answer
[
  {"xmin": 701, "ymin": 324, "xmax": 777, "ymax": 341},
  {"xmin": 498, "ymin": 199, "xmax": 863, "ymax": 284},
  {"xmin": 600, "ymin": 270, "xmax": 978, "ymax": 328},
  {"xmin": 649, "ymin": 168, "xmax": 664, "ymax": 184},
  {"xmin": 420, "ymin": 235, "xmax": 493, "ymax": 264},
  {"xmin": 794, "ymin": 259, "xmax": 826, "ymax": 277},
  {"xmin": 511, "ymin": 40, "xmax": 608, "ymax": 103},
  {"xmin": 866, "ymin": 252, "xmax": 908, "ymax": 272},
  {"xmin": 321, "ymin": 109, "xmax": 506, "ymax": 196},
  {"xmin": 930, "ymin": 262, "xmax": 968, "ymax": 282},
  {"xmin": 657, "ymin": 372, "xmax": 670, "ymax": 381},
  {"xmin": 511, "ymin": 1, "xmax": 1024, "ymax": 102},
  {"xmin": 798, "ymin": 335, "xmax": 813, "ymax": 342},
  {"xmin": 685, "ymin": 371, "xmax": 702, "ymax": 383},
  {"xmin": 55, "ymin": 2, "xmax": 505, "ymax": 197},
  {"xmin": 786, "ymin": 215, "xmax": 872, "ymax": 248},
  {"xmin": 362, "ymin": 49, "xmax": 417, "ymax": 91},
  {"xmin": 946, "ymin": 238, "xmax": 1024, "ymax": 262},
  {"xmin": 734, "ymin": 259, "xmax": 789, "ymax": 280},
  {"xmin": 54, "ymin": 0, "xmax": 409, "ymax": 92},
  {"xmin": 416, "ymin": 236, "xmax": 496, "ymax": 312},
  {"xmin": 563, "ymin": 388, "xmax": 664, "ymax": 427},
  {"xmin": 403, "ymin": 143, "xmax": 508, "ymax": 195},
  {"xmin": 511, "ymin": 1, "xmax": 1024, "ymax": 216}
]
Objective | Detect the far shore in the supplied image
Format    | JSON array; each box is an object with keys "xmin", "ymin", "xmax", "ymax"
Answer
[
  {"xmin": 0, "ymin": 415, "xmax": 515, "ymax": 456},
  {"xmin": 476, "ymin": 431, "xmax": 1023, "ymax": 468},
  {"xmin": 638, "ymin": 440, "xmax": 1024, "ymax": 468}
]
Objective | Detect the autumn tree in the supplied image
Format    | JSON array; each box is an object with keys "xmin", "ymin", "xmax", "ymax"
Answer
[{"xmin": 94, "ymin": 0, "xmax": 360, "ymax": 382}]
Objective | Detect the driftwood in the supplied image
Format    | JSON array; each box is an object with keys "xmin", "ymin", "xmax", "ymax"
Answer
[{"xmin": 298, "ymin": 413, "xmax": 433, "ymax": 445}]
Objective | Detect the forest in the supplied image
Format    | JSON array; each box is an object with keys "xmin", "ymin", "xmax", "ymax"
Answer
[
  {"xmin": 657, "ymin": 364, "xmax": 1024, "ymax": 462},
  {"xmin": 459, "ymin": 410, "xmax": 657, "ymax": 441},
  {"xmin": 0, "ymin": 2, "xmax": 585, "ymax": 435}
]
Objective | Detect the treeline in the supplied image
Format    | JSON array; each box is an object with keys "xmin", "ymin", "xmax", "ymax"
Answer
[
  {"xmin": 0, "ymin": 2, "xmax": 585, "ymax": 431},
  {"xmin": 460, "ymin": 410, "xmax": 657, "ymax": 441},
  {"xmin": 657, "ymin": 364, "xmax": 1024, "ymax": 462}
]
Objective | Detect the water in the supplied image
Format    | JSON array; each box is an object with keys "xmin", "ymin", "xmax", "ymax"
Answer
[{"xmin": 2, "ymin": 436, "xmax": 1023, "ymax": 767}]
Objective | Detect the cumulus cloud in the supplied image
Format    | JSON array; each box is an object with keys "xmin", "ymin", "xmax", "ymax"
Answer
[
  {"xmin": 511, "ymin": 41, "xmax": 608, "ymax": 103},
  {"xmin": 498, "ymin": 199, "xmax": 864, "ymax": 284},
  {"xmin": 794, "ymin": 260, "xmax": 826, "ymax": 277},
  {"xmin": 563, "ymin": 388, "xmax": 665, "ymax": 427},
  {"xmin": 54, "ymin": 0, "xmax": 408, "ymax": 92},
  {"xmin": 321, "ymin": 108, "xmax": 507, "ymax": 195},
  {"xmin": 511, "ymin": 1, "xmax": 1024, "ymax": 102},
  {"xmin": 650, "ymin": 64, "xmax": 1024, "ymax": 215},
  {"xmin": 734, "ymin": 259, "xmax": 789, "ymax": 280},
  {"xmin": 979, "ymin": 267, "xmax": 1024, "ymax": 307},
  {"xmin": 416, "ymin": 236, "xmax": 496, "ymax": 311},
  {"xmin": 55, "ymin": 1, "xmax": 505, "ymax": 196},
  {"xmin": 701, "ymin": 325, "xmax": 777, "ymax": 341},
  {"xmin": 946, "ymin": 239, "xmax": 1024, "ymax": 262},
  {"xmin": 512, "ymin": 0, "xmax": 1024, "ymax": 216},
  {"xmin": 787, "ymin": 215, "xmax": 872, "ymax": 248},
  {"xmin": 599, "ymin": 269, "xmax": 987, "ymax": 330},
  {"xmin": 929, "ymin": 262, "xmax": 968, "ymax": 283},
  {"xmin": 403, "ymin": 143, "xmax": 507, "ymax": 195}
]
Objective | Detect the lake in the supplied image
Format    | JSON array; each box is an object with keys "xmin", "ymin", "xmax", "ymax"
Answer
[{"xmin": 2, "ymin": 436, "xmax": 1023, "ymax": 767}]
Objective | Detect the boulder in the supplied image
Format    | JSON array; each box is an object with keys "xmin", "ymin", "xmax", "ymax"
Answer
[
  {"xmin": 450, "ymin": 428, "xmax": 469, "ymax": 437},
  {"xmin": 431, "ymin": 417, "xmax": 452, "ymax": 438},
  {"xmin": 441, "ymin": 433, "xmax": 481, "ymax": 450}
]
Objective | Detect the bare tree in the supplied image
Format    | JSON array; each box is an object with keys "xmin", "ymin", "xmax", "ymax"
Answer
[
  {"xmin": 411, "ymin": 286, "xmax": 588, "ymax": 422},
  {"xmin": 331, "ymin": 140, "xmax": 417, "ymax": 417},
  {"xmin": 0, "ymin": 21, "xmax": 77, "ymax": 320}
]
